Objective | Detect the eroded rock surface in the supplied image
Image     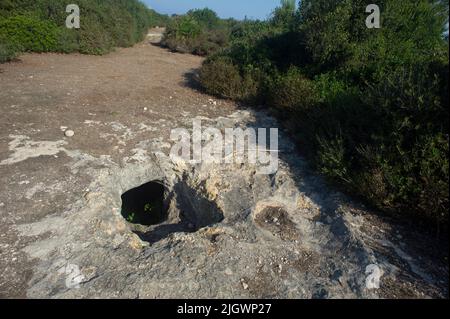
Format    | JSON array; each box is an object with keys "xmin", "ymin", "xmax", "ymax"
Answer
[{"xmin": 0, "ymin": 30, "xmax": 447, "ymax": 299}]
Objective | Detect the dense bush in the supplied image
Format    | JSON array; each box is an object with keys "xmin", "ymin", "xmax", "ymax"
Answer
[
  {"xmin": 0, "ymin": 41, "xmax": 18, "ymax": 62},
  {"xmin": 199, "ymin": 56, "xmax": 244, "ymax": 99},
  {"xmin": 199, "ymin": 0, "xmax": 449, "ymax": 228},
  {"xmin": 199, "ymin": 55, "xmax": 264, "ymax": 101},
  {"xmin": 0, "ymin": 0, "xmax": 168, "ymax": 60},
  {"xmin": 187, "ymin": 8, "xmax": 221, "ymax": 29},
  {"xmin": 162, "ymin": 8, "xmax": 235, "ymax": 56},
  {"xmin": 0, "ymin": 15, "xmax": 60, "ymax": 52},
  {"xmin": 162, "ymin": 15, "xmax": 202, "ymax": 53},
  {"xmin": 267, "ymin": 67, "xmax": 318, "ymax": 112}
]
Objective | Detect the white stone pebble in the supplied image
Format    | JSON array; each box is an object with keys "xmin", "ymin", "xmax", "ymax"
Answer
[{"xmin": 65, "ymin": 130, "xmax": 75, "ymax": 137}]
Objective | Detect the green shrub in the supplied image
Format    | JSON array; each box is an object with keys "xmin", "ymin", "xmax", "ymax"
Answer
[
  {"xmin": 166, "ymin": 15, "xmax": 202, "ymax": 40},
  {"xmin": 162, "ymin": 15, "xmax": 203, "ymax": 53},
  {"xmin": 0, "ymin": 15, "xmax": 60, "ymax": 52},
  {"xmin": 56, "ymin": 28, "xmax": 79, "ymax": 53},
  {"xmin": 0, "ymin": 0, "xmax": 166, "ymax": 61},
  {"xmin": 241, "ymin": 66, "xmax": 267, "ymax": 104},
  {"xmin": 199, "ymin": 56, "xmax": 243, "ymax": 99},
  {"xmin": 199, "ymin": 55, "xmax": 266, "ymax": 101},
  {"xmin": 187, "ymin": 8, "xmax": 221, "ymax": 29},
  {"xmin": 314, "ymin": 72, "xmax": 358, "ymax": 106},
  {"xmin": 267, "ymin": 67, "xmax": 318, "ymax": 112},
  {"xmin": 77, "ymin": 18, "xmax": 114, "ymax": 55},
  {"xmin": 0, "ymin": 41, "xmax": 19, "ymax": 63},
  {"xmin": 198, "ymin": 0, "xmax": 449, "ymax": 228},
  {"xmin": 230, "ymin": 20, "xmax": 272, "ymax": 42},
  {"xmin": 357, "ymin": 60, "xmax": 449, "ymax": 220},
  {"xmin": 162, "ymin": 8, "xmax": 231, "ymax": 56},
  {"xmin": 270, "ymin": 0, "xmax": 296, "ymax": 31},
  {"xmin": 316, "ymin": 134, "xmax": 350, "ymax": 184},
  {"xmin": 192, "ymin": 36, "xmax": 220, "ymax": 56}
]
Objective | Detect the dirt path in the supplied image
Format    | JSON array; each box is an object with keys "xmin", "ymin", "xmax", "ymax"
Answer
[
  {"xmin": 0, "ymin": 31, "xmax": 447, "ymax": 299},
  {"xmin": 0, "ymin": 32, "xmax": 234, "ymax": 297}
]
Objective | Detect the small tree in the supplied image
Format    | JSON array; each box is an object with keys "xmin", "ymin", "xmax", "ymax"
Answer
[
  {"xmin": 271, "ymin": 0, "xmax": 296, "ymax": 30},
  {"xmin": 187, "ymin": 8, "xmax": 220, "ymax": 30}
]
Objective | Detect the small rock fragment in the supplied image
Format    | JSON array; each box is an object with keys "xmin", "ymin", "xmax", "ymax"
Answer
[
  {"xmin": 65, "ymin": 130, "xmax": 75, "ymax": 137},
  {"xmin": 81, "ymin": 266, "xmax": 97, "ymax": 282},
  {"xmin": 277, "ymin": 264, "xmax": 283, "ymax": 273}
]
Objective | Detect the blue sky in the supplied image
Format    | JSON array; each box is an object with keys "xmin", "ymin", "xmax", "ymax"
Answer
[{"xmin": 144, "ymin": 0, "xmax": 282, "ymax": 20}]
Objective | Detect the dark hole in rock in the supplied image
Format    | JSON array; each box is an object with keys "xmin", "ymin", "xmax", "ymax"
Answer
[
  {"xmin": 173, "ymin": 181, "xmax": 224, "ymax": 230},
  {"xmin": 129, "ymin": 180, "xmax": 225, "ymax": 244},
  {"xmin": 121, "ymin": 181, "xmax": 167, "ymax": 226}
]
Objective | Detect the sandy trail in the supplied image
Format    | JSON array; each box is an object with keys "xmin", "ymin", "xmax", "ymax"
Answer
[{"xmin": 0, "ymin": 31, "xmax": 233, "ymax": 297}]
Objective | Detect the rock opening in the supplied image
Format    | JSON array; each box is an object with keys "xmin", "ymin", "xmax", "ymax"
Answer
[
  {"xmin": 121, "ymin": 181, "xmax": 167, "ymax": 226},
  {"xmin": 121, "ymin": 178, "xmax": 225, "ymax": 243}
]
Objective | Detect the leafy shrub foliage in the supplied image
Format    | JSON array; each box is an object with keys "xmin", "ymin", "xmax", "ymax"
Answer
[
  {"xmin": 198, "ymin": 1, "xmax": 449, "ymax": 228},
  {"xmin": 0, "ymin": 15, "xmax": 60, "ymax": 52},
  {"xmin": 267, "ymin": 67, "xmax": 318, "ymax": 112},
  {"xmin": 199, "ymin": 56, "xmax": 243, "ymax": 99},
  {"xmin": 0, "ymin": 41, "xmax": 18, "ymax": 63},
  {"xmin": 0, "ymin": 0, "xmax": 169, "ymax": 58},
  {"xmin": 162, "ymin": 8, "xmax": 234, "ymax": 56}
]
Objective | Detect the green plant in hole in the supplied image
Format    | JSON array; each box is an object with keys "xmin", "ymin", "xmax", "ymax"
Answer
[
  {"xmin": 126, "ymin": 212, "xmax": 136, "ymax": 223},
  {"xmin": 144, "ymin": 203, "xmax": 154, "ymax": 213},
  {"xmin": 144, "ymin": 200, "xmax": 163, "ymax": 216}
]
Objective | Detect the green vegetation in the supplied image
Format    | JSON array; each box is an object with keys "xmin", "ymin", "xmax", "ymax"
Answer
[
  {"xmin": 197, "ymin": 1, "xmax": 449, "ymax": 229},
  {"xmin": 126, "ymin": 212, "xmax": 136, "ymax": 223},
  {"xmin": 162, "ymin": 8, "xmax": 239, "ymax": 56},
  {"xmin": 0, "ymin": 0, "xmax": 169, "ymax": 61},
  {"xmin": 0, "ymin": 41, "xmax": 18, "ymax": 62},
  {"xmin": 123, "ymin": 200, "xmax": 164, "ymax": 225}
]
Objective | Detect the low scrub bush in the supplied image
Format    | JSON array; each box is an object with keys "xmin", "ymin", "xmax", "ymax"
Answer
[
  {"xmin": 199, "ymin": 56, "xmax": 243, "ymax": 99},
  {"xmin": 0, "ymin": 0, "xmax": 168, "ymax": 60},
  {"xmin": 0, "ymin": 15, "xmax": 60, "ymax": 52},
  {"xmin": 162, "ymin": 8, "xmax": 231, "ymax": 56},
  {"xmin": 198, "ymin": 0, "xmax": 449, "ymax": 229},
  {"xmin": 267, "ymin": 67, "xmax": 318, "ymax": 112},
  {"xmin": 0, "ymin": 41, "xmax": 19, "ymax": 63},
  {"xmin": 199, "ymin": 55, "xmax": 266, "ymax": 101}
]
